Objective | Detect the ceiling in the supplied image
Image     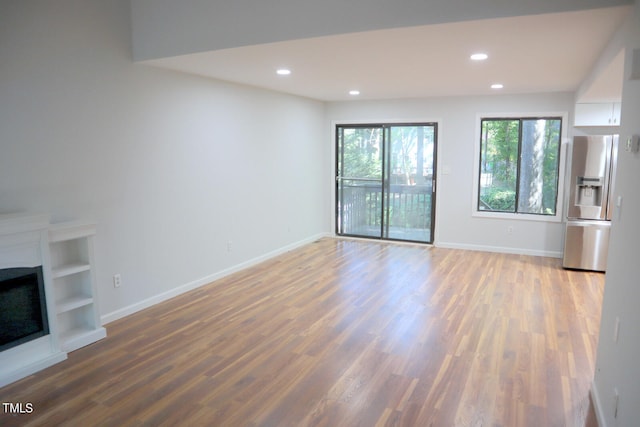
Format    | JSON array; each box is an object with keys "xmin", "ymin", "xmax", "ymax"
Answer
[{"xmin": 146, "ymin": 6, "xmax": 630, "ymax": 102}]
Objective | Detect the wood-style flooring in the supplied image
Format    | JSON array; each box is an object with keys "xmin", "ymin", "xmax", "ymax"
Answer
[{"xmin": 0, "ymin": 238, "xmax": 604, "ymax": 426}]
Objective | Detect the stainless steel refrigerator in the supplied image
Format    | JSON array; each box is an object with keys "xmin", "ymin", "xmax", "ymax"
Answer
[{"xmin": 562, "ymin": 135, "xmax": 618, "ymax": 271}]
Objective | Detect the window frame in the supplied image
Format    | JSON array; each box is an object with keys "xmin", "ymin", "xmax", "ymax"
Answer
[{"xmin": 471, "ymin": 112, "xmax": 568, "ymax": 223}]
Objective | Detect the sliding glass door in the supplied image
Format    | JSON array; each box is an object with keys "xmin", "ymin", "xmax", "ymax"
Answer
[{"xmin": 336, "ymin": 123, "xmax": 437, "ymax": 243}]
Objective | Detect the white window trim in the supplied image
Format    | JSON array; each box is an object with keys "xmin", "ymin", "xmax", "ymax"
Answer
[{"xmin": 471, "ymin": 112, "xmax": 569, "ymax": 223}]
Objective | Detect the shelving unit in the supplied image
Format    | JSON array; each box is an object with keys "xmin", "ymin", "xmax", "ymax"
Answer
[{"xmin": 48, "ymin": 221, "xmax": 106, "ymax": 352}]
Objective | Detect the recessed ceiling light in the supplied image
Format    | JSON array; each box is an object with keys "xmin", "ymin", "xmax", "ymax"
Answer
[
  {"xmin": 470, "ymin": 53, "xmax": 488, "ymax": 61},
  {"xmin": 349, "ymin": 90, "xmax": 360, "ymax": 96},
  {"xmin": 491, "ymin": 83, "xmax": 504, "ymax": 89},
  {"xmin": 276, "ymin": 68, "xmax": 291, "ymax": 76}
]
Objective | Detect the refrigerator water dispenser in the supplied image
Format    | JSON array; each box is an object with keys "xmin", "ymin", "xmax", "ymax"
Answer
[{"xmin": 575, "ymin": 176, "xmax": 604, "ymax": 208}]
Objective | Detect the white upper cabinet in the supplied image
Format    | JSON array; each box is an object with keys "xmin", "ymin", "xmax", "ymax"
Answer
[{"xmin": 574, "ymin": 102, "xmax": 621, "ymax": 127}]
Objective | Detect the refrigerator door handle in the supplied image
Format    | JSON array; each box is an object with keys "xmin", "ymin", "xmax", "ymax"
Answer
[
  {"xmin": 599, "ymin": 136, "xmax": 613, "ymax": 221},
  {"xmin": 606, "ymin": 135, "xmax": 619, "ymax": 220}
]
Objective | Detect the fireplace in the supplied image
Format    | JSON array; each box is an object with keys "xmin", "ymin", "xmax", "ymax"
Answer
[
  {"xmin": 0, "ymin": 213, "xmax": 66, "ymax": 387},
  {"xmin": 0, "ymin": 266, "xmax": 49, "ymax": 352}
]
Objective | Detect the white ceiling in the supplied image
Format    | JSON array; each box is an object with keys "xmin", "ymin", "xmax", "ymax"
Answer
[{"xmin": 146, "ymin": 6, "xmax": 630, "ymax": 102}]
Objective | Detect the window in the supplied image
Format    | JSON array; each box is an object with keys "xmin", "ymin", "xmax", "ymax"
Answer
[{"xmin": 478, "ymin": 117, "xmax": 562, "ymax": 215}]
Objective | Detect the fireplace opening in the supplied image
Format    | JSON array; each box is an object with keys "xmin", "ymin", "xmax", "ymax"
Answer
[{"xmin": 0, "ymin": 267, "xmax": 49, "ymax": 352}]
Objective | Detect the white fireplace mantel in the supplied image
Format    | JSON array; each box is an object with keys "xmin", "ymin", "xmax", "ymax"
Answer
[{"xmin": 0, "ymin": 213, "xmax": 67, "ymax": 388}]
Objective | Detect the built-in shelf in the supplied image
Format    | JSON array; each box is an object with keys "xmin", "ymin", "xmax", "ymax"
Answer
[
  {"xmin": 56, "ymin": 295, "xmax": 94, "ymax": 314},
  {"xmin": 49, "ymin": 221, "xmax": 106, "ymax": 352},
  {"xmin": 52, "ymin": 262, "xmax": 91, "ymax": 279}
]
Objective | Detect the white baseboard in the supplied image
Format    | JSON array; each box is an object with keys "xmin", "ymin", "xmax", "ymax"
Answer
[
  {"xmin": 102, "ymin": 234, "xmax": 559, "ymax": 325},
  {"xmin": 101, "ymin": 233, "xmax": 330, "ymax": 325},
  {"xmin": 591, "ymin": 381, "xmax": 607, "ymax": 427},
  {"xmin": 435, "ymin": 241, "xmax": 563, "ymax": 258}
]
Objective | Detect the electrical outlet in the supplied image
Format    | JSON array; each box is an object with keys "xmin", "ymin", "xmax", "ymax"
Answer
[
  {"xmin": 625, "ymin": 135, "xmax": 639, "ymax": 153},
  {"xmin": 507, "ymin": 226, "xmax": 514, "ymax": 235},
  {"xmin": 227, "ymin": 241, "xmax": 233, "ymax": 252},
  {"xmin": 113, "ymin": 274, "xmax": 122, "ymax": 288}
]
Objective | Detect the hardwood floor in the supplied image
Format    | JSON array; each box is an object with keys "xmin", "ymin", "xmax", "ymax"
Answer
[{"xmin": 0, "ymin": 238, "xmax": 604, "ymax": 426}]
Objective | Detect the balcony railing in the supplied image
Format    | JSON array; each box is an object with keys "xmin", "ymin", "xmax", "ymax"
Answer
[{"xmin": 338, "ymin": 182, "xmax": 432, "ymax": 241}]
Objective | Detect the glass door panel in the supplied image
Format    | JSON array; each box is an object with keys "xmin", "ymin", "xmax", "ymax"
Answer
[
  {"xmin": 336, "ymin": 126, "xmax": 384, "ymax": 238},
  {"xmin": 385, "ymin": 125, "xmax": 436, "ymax": 243}
]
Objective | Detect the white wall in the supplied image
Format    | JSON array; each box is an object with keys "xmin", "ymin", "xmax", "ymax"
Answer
[
  {"xmin": 326, "ymin": 93, "xmax": 574, "ymax": 256},
  {"xmin": 592, "ymin": 4, "xmax": 640, "ymax": 426},
  {"xmin": 0, "ymin": 0, "xmax": 329, "ymax": 321},
  {"xmin": 130, "ymin": 0, "xmax": 632, "ymax": 61}
]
